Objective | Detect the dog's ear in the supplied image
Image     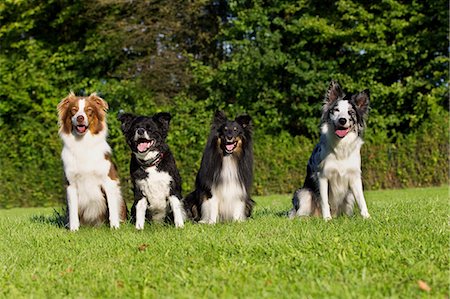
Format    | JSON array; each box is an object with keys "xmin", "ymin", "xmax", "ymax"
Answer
[
  {"xmin": 89, "ymin": 93, "xmax": 109, "ymax": 112},
  {"xmin": 353, "ymin": 89, "xmax": 370, "ymax": 116},
  {"xmin": 213, "ymin": 110, "xmax": 227, "ymax": 124},
  {"xmin": 235, "ymin": 114, "xmax": 252, "ymax": 129},
  {"xmin": 57, "ymin": 92, "xmax": 76, "ymax": 114},
  {"xmin": 325, "ymin": 80, "xmax": 344, "ymax": 104},
  {"xmin": 118, "ymin": 112, "xmax": 135, "ymax": 134},
  {"xmin": 153, "ymin": 112, "xmax": 171, "ymax": 136},
  {"xmin": 57, "ymin": 92, "xmax": 77, "ymax": 133}
]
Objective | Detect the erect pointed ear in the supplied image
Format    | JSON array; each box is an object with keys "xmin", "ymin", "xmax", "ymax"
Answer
[
  {"xmin": 89, "ymin": 93, "xmax": 108, "ymax": 111},
  {"xmin": 353, "ymin": 89, "xmax": 370, "ymax": 116},
  {"xmin": 235, "ymin": 114, "xmax": 252, "ymax": 129},
  {"xmin": 325, "ymin": 80, "xmax": 344, "ymax": 105},
  {"xmin": 213, "ymin": 110, "xmax": 227, "ymax": 124},
  {"xmin": 118, "ymin": 111, "xmax": 136, "ymax": 134},
  {"xmin": 153, "ymin": 112, "xmax": 171, "ymax": 135}
]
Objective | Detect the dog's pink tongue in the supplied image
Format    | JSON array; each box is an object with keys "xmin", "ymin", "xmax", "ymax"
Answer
[
  {"xmin": 226, "ymin": 144, "xmax": 235, "ymax": 151},
  {"xmin": 335, "ymin": 128, "xmax": 350, "ymax": 138},
  {"xmin": 77, "ymin": 126, "xmax": 86, "ymax": 133},
  {"xmin": 138, "ymin": 142, "xmax": 151, "ymax": 152}
]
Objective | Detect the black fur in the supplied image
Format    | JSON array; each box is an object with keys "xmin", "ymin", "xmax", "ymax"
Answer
[
  {"xmin": 185, "ymin": 111, "xmax": 255, "ymax": 222},
  {"xmin": 118, "ymin": 112, "xmax": 182, "ymax": 224}
]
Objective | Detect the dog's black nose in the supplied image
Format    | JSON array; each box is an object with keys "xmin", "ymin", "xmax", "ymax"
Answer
[
  {"xmin": 137, "ymin": 128, "xmax": 145, "ymax": 135},
  {"xmin": 77, "ymin": 115, "xmax": 84, "ymax": 123},
  {"xmin": 338, "ymin": 118, "xmax": 347, "ymax": 125}
]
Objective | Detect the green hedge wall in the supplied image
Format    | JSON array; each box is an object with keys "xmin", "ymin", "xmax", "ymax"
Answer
[{"xmin": 0, "ymin": 102, "xmax": 447, "ymax": 208}]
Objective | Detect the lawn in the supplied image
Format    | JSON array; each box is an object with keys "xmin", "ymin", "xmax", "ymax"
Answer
[{"xmin": 0, "ymin": 187, "xmax": 448, "ymax": 298}]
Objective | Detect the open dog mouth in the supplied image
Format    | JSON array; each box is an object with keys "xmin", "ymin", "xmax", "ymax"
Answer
[
  {"xmin": 75, "ymin": 125, "xmax": 88, "ymax": 134},
  {"xmin": 335, "ymin": 127, "xmax": 350, "ymax": 138},
  {"xmin": 137, "ymin": 138, "xmax": 155, "ymax": 153},
  {"xmin": 225, "ymin": 141, "xmax": 238, "ymax": 154}
]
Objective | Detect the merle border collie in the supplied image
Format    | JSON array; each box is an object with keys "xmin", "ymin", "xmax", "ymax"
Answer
[
  {"xmin": 57, "ymin": 92, "xmax": 127, "ymax": 231},
  {"xmin": 185, "ymin": 111, "xmax": 254, "ymax": 224},
  {"xmin": 118, "ymin": 112, "xmax": 185, "ymax": 229},
  {"xmin": 289, "ymin": 80, "xmax": 371, "ymax": 220}
]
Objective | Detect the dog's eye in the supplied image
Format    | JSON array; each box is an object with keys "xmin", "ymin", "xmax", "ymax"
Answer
[
  {"xmin": 86, "ymin": 107, "xmax": 93, "ymax": 116},
  {"xmin": 333, "ymin": 108, "xmax": 339, "ymax": 113},
  {"xmin": 71, "ymin": 107, "xmax": 78, "ymax": 115}
]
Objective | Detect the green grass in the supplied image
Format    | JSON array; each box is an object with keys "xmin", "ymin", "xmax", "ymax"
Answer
[{"xmin": 0, "ymin": 187, "xmax": 448, "ymax": 298}]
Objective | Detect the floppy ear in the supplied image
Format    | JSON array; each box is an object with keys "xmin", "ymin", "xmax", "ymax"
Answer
[
  {"xmin": 118, "ymin": 112, "xmax": 135, "ymax": 134},
  {"xmin": 57, "ymin": 92, "xmax": 76, "ymax": 133},
  {"xmin": 325, "ymin": 80, "xmax": 344, "ymax": 105},
  {"xmin": 235, "ymin": 114, "xmax": 252, "ymax": 129},
  {"xmin": 353, "ymin": 89, "xmax": 370, "ymax": 116},
  {"xmin": 57, "ymin": 92, "xmax": 76, "ymax": 115},
  {"xmin": 89, "ymin": 93, "xmax": 109, "ymax": 111},
  {"xmin": 153, "ymin": 112, "xmax": 171, "ymax": 136}
]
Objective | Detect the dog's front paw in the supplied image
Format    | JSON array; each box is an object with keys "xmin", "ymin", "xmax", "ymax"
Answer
[
  {"xmin": 110, "ymin": 222, "xmax": 120, "ymax": 229},
  {"xmin": 361, "ymin": 211, "xmax": 371, "ymax": 219},
  {"xmin": 135, "ymin": 223, "xmax": 145, "ymax": 230},
  {"xmin": 69, "ymin": 221, "xmax": 80, "ymax": 232},
  {"xmin": 69, "ymin": 226, "xmax": 79, "ymax": 232},
  {"xmin": 323, "ymin": 216, "xmax": 332, "ymax": 222},
  {"xmin": 174, "ymin": 220, "xmax": 184, "ymax": 228},
  {"xmin": 199, "ymin": 219, "xmax": 216, "ymax": 225}
]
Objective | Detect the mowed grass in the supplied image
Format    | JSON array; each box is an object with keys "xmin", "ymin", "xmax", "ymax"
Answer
[{"xmin": 0, "ymin": 187, "xmax": 447, "ymax": 298}]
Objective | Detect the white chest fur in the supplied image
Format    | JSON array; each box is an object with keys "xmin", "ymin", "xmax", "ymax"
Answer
[
  {"xmin": 136, "ymin": 167, "xmax": 172, "ymax": 219},
  {"xmin": 319, "ymin": 130, "xmax": 364, "ymax": 206},
  {"xmin": 211, "ymin": 156, "xmax": 246, "ymax": 221}
]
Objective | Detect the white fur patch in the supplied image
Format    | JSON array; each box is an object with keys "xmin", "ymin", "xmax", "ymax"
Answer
[
  {"xmin": 135, "ymin": 150, "xmax": 159, "ymax": 161},
  {"xmin": 201, "ymin": 156, "xmax": 246, "ymax": 223},
  {"xmin": 135, "ymin": 166, "xmax": 173, "ymax": 227}
]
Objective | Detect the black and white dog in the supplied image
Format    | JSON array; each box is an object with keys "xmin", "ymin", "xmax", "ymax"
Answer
[
  {"xmin": 289, "ymin": 80, "xmax": 371, "ymax": 220},
  {"xmin": 118, "ymin": 112, "xmax": 185, "ymax": 229},
  {"xmin": 185, "ymin": 111, "xmax": 254, "ymax": 224}
]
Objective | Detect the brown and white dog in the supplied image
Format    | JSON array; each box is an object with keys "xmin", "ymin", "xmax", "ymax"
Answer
[{"xmin": 57, "ymin": 92, "xmax": 127, "ymax": 231}]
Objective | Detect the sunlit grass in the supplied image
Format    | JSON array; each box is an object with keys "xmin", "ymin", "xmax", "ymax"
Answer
[{"xmin": 0, "ymin": 187, "xmax": 447, "ymax": 298}]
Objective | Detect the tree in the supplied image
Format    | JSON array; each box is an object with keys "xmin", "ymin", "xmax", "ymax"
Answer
[{"xmin": 192, "ymin": 0, "xmax": 449, "ymax": 139}]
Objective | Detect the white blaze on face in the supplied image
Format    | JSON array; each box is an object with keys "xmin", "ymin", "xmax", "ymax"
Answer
[
  {"xmin": 72, "ymin": 99, "xmax": 89, "ymax": 134},
  {"xmin": 331, "ymin": 100, "xmax": 352, "ymax": 138}
]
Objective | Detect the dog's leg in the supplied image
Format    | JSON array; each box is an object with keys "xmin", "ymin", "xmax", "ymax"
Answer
[
  {"xmin": 199, "ymin": 196, "xmax": 218, "ymax": 224},
  {"xmin": 67, "ymin": 185, "xmax": 80, "ymax": 231},
  {"xmin": 232, "ymin": 200, "xmax": 246, "ymax": 222},
  {"xmin": 103, "ymin": 180, "xmax": 122, "ymax": 229},
  {"xmin": 318, "ymin": 177, "xmax": 332, "ymax": 220},
  {"xmin": 289, "ymin": 189, "xmax": 314, "ymax": 218},
  {"xmin": 135, "ymin": 198, "xmax": 148, "ymax": 230},
  {"xmin": 343, "ymin": 192, "xmax": 355, "ymax": 216},
  {"xmin": 168, "ymin": 195, "xmax": 185, "ymax": 228},
  {"xmin": 349, "ymin": 178, "xmax": 370, "ymax": 219}
]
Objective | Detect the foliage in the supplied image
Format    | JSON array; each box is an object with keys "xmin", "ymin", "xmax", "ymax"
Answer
[
  {"xmin": 0, "ymin": 187, "xmax": 448, "ymax": 297},
  {"xmin": 192, "ymin": 0, "xmax": 448, "ymax": 139}
]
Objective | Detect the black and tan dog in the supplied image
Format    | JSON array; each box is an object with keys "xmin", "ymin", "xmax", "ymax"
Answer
[{"xmin": 185, "ymin": 111, "xmax": 254, "ymax": 224}]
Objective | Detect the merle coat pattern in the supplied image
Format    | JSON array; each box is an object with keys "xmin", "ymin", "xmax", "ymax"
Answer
[
  {"xmin": 185, "ymin": 111, "xmax": 254, "ymax": 224},
  {"xmin": 119, "ymin": 112, "xmax": 185, "ymax": 228},
  {"xmin": 289, "ymin": 80, "xmax": 371, "ymax": 220}
]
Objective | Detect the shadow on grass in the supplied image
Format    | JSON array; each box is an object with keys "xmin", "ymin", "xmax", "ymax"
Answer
[
  {"xmin": 30, "ymin": 209, "xmax": 66, "ymax": 228},
  {"xmin": 253, "ymin": 207, "xmax": 289, "ymax": 218}
]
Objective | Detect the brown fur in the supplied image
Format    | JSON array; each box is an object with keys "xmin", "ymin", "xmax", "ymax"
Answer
[{"xmin": 57, "ymin": 92, "xmax": 108, "ymax": 135}]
